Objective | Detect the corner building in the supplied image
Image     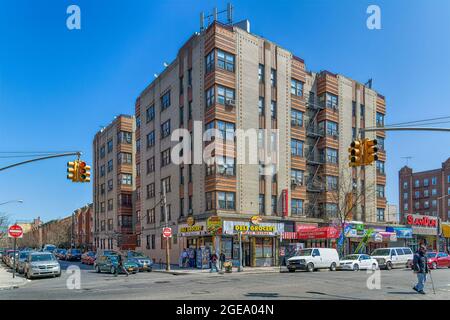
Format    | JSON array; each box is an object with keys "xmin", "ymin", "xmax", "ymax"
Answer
[{"xmin": 134, "ymin": 21, "xmax": 387, "ymax": 266}]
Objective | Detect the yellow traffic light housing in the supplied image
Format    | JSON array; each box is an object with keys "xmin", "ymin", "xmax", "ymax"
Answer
[
  {"xmin": 78, "ymin": 161, "xmax": 91, "ymax": 183},
  {"xmin": 348, "ymin": 139, "xmax": 363, "ymax": 167},
  {"xmin": 364, "ymin": 138, "xmax": 378, "ymax": 165},
  {"xmin": 67, "ymin": 161, "xmax": 79, "ymax": 182}
]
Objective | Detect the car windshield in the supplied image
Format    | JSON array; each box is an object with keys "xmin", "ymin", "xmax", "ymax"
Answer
[
  {"xmin": 87, "ymin": 252, "xmax": 95, "ymax": 256},
  {"xmin": 71, "ymin": 250, "xmax": 81, "ymax": 254},
  {"xmin": 343, "ymin": 255, "xmax": 359, "ymax": 260},
  {"xmin": 128, "ymin": 251, "xmax": 145, "ymax": 258},
  {"xmin": 19, "ymin": 252, "xmax": 29, "ymax": 259},
  {"xmin": 426, "ymin": 253, "xmax": 437, "ymax": 258},
  {"xmin": 372, "ymin": 249, "xmax": 390, "ymax": 256},
  {"xmin": 295, "ymin": 249, "xmax": 313, "ymax": 256},
  {"xmin": 108, "ymin": 256, "xmax": 118, "ymax": 261},
  {"xmin": 31, "ymin": 254, "xmax": 55, "ymax": 262}
]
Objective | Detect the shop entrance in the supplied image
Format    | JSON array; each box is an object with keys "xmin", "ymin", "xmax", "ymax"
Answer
[{"xmin": 243, "ymin": 242, "xmax": 251, "ymax": 267}]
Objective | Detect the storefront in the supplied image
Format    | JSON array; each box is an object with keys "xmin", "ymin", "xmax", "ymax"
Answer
[
  {"xmin": 221, "ymin": 219, "xmax": 284, "ymax": 267},
  {"xmin": 439, "ymin": 222, "xmax": 450, "ymax": 253},
  {"xmin": 404, "ymin": 214, "xmax": 439, "ymax": 251},
  {"xmin": 295, "ymin": 225, "xmax": 340, "ymax": 249},
  {"xmin": 178, "ymin": 220, "xmax": 213, "ymax": 268}
]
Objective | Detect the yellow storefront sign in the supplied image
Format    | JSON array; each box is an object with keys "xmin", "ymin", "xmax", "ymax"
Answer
[
  {"xmin": 234, "ymin": 225, "xmax": 275, "ymax": 232},
  {"xmin": 179, "ymin": 225, "xmax": 204, "ymax": 233},
  {"xmin": 442, "ymin": 223, "xmax": 450, "ymax": 238}
]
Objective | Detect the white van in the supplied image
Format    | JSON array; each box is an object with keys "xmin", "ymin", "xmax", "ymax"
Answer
[
  {"xmin": 287, "ymin": 248, "xmax": 340, "ymax": 272},
  {"xmin": 371, "ymin": 247, "xmax": 414, "ymax": 270}
]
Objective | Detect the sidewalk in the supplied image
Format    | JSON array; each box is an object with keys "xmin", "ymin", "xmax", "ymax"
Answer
[
  {"xmin": 0, "ymin": 264, "xmax": 29, "ymax": 290},
  {"xmin": 153, "ymin": 264, "xmax": 287, "ymax": 275}
]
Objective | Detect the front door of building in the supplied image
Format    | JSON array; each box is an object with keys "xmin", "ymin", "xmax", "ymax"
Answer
[{"xmin": 243, "ymin": 242, "xmax": 251, "ymax": 266}]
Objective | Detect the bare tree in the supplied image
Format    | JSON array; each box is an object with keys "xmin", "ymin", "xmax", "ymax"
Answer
[{"xmin": 0, "ymin": 212, "xmax": 10, "ymax": 247}]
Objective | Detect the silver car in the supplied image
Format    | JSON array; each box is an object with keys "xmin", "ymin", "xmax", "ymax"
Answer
[
  {"xmin": 16, "ymin": 251, "xmax": 32, "ymax": 274},
  {"xmin": 24, "ymin": 252, "xmax": 61, "ymax": 279}
]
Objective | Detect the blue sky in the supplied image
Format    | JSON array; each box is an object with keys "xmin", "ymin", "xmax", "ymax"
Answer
[{"xmin": 1, "ymin": 0, "xmax": 450, "ymax": 222}]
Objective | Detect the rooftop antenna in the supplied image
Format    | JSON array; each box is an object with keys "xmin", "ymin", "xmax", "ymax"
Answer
[
  {"xmin": 199, "ymin": 2, "xmax": 234, "ymax": 32},
  {"xmin": 365, "ymin": 78, "xmax": 373, "ymax": 89},
  {"xmin": 401, "ymin": 156, "xmax": 413, "ymax": 166}
]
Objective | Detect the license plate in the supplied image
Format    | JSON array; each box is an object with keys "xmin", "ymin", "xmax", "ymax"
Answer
[{"xmin": 128, "ymin": 268, "xmax": 133, "ymax": 271}]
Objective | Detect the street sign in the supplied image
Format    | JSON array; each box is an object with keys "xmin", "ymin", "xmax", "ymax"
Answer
[
  {"xmin": 8, "ymin": 224, "xmax": 23, "ymax": 238},
  {"xmin": 163, "ymin": 227, "xmax": 172, "ymax": 238}
]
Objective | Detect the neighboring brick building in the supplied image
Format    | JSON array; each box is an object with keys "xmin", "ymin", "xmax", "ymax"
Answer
[
  {"xmin": 73, "ymin": 204, "xmax": 94, "ymax": 250},
  {"xmin": 133, "ymin": 19, "xmax": 387, "ymax": 265},
  {"xmin": 93, "ymin": 115, "xmax": 136, "ymax": 252}
]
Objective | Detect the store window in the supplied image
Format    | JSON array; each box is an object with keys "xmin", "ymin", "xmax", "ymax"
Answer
[{"xmin": 255, "ymin": 238, "xmax": 274, "ymax": 267}]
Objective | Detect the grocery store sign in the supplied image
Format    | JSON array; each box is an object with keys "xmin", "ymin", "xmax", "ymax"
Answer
[
  {"xmin": 178, "ymin": 222, "xmax": 207, "ymax": 237},
  {"xmin": 223, "ymin": 221, "xmax": 284, "ymax": 236},
  {"xmin": 405, "ymin": 214, "xmax": 438, "ymax": 235}
]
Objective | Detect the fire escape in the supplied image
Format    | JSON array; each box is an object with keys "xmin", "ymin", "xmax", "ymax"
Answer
[{"xmin": 305, "ymin": 92, "xmax": 325, "ymax": 218}]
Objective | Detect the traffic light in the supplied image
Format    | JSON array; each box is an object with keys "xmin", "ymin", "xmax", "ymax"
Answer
[
  {"xmin": 78, "ymin": 161, "xmax": 91, "ymax": 183},
  {"xmin": 67, "ymin": 161, "xmax": 79, "ymax": 182},
  {"xmin": 348, "ymin": 139, "xmax": 363, "ymax": 167},
  {"xmin": 364, "ymin": 138, "xmax": 378, "ymax": 165}
]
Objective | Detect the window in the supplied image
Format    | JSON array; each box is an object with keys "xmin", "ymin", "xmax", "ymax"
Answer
[
  {"xmin": 217, "ymin": 85, "xmax": 235, "ymax": 105},
  {"xmin": 326, "ymin": 121, "xmax": 338, "ymax": 137},
  {"xmin": 107, "ymin": 159, "xmax": 113, "ymax": 173},
  {"xmin": 258, "ymin": 97, "xmax": 265, "ymax": 115},
  {"xmin": 424, "ymin": 189, "xmax": 429, "ymax": 197},
  {"xmin": 325, "ymin": 203, "xmax": 338, "ymax": 217},
  {"xmin": 258, "ymin": 194, "xmax": 265, "ymax": 214},
  {"xmin": 217, "ymin": 120, "xmax": 235, "ymax": 141},
  {"xmin": 136, "ymin": 139, "xmax": 141, "ymax": 152},
  {"xmin": 403, "ymin": 181, "xmax": 408, "ymax": 189},
  {"xmin": 376, "ymin": 112, "xmax": 385, "ymax": 127},
  {"xmin": 376, "ymin": 160, "xmax": 385, "ymax": 175},
  {"xmin": 432, "ymin": 200, "xmax": 437, "ymax": 208},
  {"xmin": 377, "ymin": 136, "xmax": 385, "ymax": 151},
  {"xmin": 291, "ymin": 169, "xmax": 304, "ymax": 185},
  {"xmin": 415, "ymin": 191, "xmax": 420, "ymax": 199},
  {"xmin": 179, "ymin": 198, "xmax": 184, "ymax": 217},
  {"xmin": 147, "ymin": 157, "xmax": 155, "ymax": 174},
  {"xmin": 100, "ymin": 165, "xmax": 105, "ymax": 177},
  {"xmin": 119, "ymin": 174, "xmax": 132, "ymax": 185},
  {"xmin": 326, "ymin": 148, "xmax": 338, "ymax": 164},
  {"xmin": 107, "ymin": 199, "xmax": 113, "ymax": 211},
  {"xmin": 352, "ymin": 101, "xmax": 356, "ymax": 117},
  {"xmin": 448, "ymin": 187, "xmax": 450, "ymax": 195},
  {"xmin": 415, "ymin": 202, "xmax": 420, "ymax": 210},
  {"xmin": 161, "ymin": 91, "xmax": 171, "ymax": 110},
  {"xmin": 205, "ymin": 86, "xmax": 215, "ymax": 108},
  {"xmin": 146, "ymin": 105, "xmax": 155, "ymax": 122},
  {"xmin": 271, "ymin": 196, "xmax": 277, "ymax": 214},
  {"xmin": 325, "ymin": 93, "xmax": 338, "ymax": 109},
  {"xmin": 161, "ymin": 148, "xmax": 171, "ymax": 167},
  {"xmin": 179, "ymin": 167, "xmax": 184, "ymax": 184},
  {"xmin": 146, "ymin": 183, "xmax": 155, "ymax": 199},
  {"xmin": 432, "ymin": 188, "xmax": 437, "ymax": 196},
  {"xmin": 136, "ymin": 115, "xmax": 141, "ymax": 129},
  {"xmin": 107, "ymin": 139, "xmax": 113, "ymax": 153},
  {"xmin": 291, "ymin": 199, "xmax": 304, "ymax": 215},
  {"xmin": 161, "ymin": 120, "xmax": 171, "ymax": 138},
  {"xmin": 206, "ymin": 192, "xmax": 215, "ymax": 211},
  {"xmin": 100, "ymin": 145, "xmax": 105, "ymax": 159},
  {"xmin": 117, "ymin": 152, "xmax": 132, "ymax": 165},
  {"xmin": 117, "ymin": 131, "xmax": 132, "ymax": 144},
  {"xmin": 118, "ymin": 193, "xmax": 132, "ymax": 207},
  {"xmin": 161, "ymin": 177, "xmax": 171, "ymax": 193},
  {"xmin": 218, "ymin": 192, "xmax": 235, "ymax": 210},
  {"xmin": 188, "ymin": 102, "xmax": 192, "ymax": 120},
  {"xmin": 188, "ymin": 164, "xmax": 192, "ymax": 183},
  {"xmin": 179, "ymin": 106, "xmax": 184, "ymax": 126},
  {"xmin": 270, "ymin": 69, "xmax": 276, "ymax": 87},
  {"xmin": 360, "ymin": 104, "xmax": 365, "ymax": 120},
  {"xmin": 205, "ymin": 50, "xmax": 215, "ymax": 73},
  {"xmin": 424, "ymin": 178, "xmax": 429, "ymax": 187},
  {"xmin": 100, "ymin": 183, "xmax": 105, "ymax": 195},
  {"xmin": 291, "ymin": 139, "xmax": 304, "ymax": 157},
  {"xmin": 432, "ymin": 177, "xmax": 437, "ymax": 185},
  {"xmin": 448, "ymin": 175, "xmax": 450, "ymax": 183},
  {"xmin": 377, "ymin": 185, "xmax": 385, "ymax": 198},
  {"xmin": 147, "ymin": 131, "xmax": 155, "ymax": 148},
  {"xmin": 415, "ymin": 179, "xmax": 420, "ymax": 188},
  {"xmin": 327, "ymin": 176, "xmax": 338, "ymax": 191},
  {"xmin": 188, "ymin": 69, "xmax": 192, "ymax": 86},
  {"xmin": 352, "ymin": 127, "xmax": 357, "ymax": 139},
  {"xmin": 107, "ymin": 179, "xmax": 113, "ymax": 191},
  {"xmin": 424, "ymin": 201, "xmax": 430, "ymax": 209},
  {"xmin": 291, "ymin": 109, "xmax": 303, "ymax": 127},
  {"xmin": 179, "ymin": 76, "xmax": 183, "ymax": 95},
  {"xmin": 258, "ymin": 64, "xmax": 264, "ymax": 82},
  {"xmin": 290, "ymin": 79, "xmax": 303, "ymax": 96},
  {"xmin": 217, "ymin": 49, "xmax": 235, "ymax": 72},
  {"xmin": 403, "ymin": 192, "xmax": 408, "ymax": 200},
  {"xmin": 270, "ymin": 101, "xmax": 277, "ymax": 119},
  {"xmin": 215, "ymin": 156, "xmax": 235, "ymax": 176}
]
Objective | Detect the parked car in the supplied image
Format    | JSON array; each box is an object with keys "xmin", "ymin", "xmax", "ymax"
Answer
[
  {"xmin": 54, "ymin": 249, "xmax": 67, "ymax": 260},
  {"xmin": 103, "ymin": 250, "xmax": 119, "ymax": 256},
  {"xmin": 42, "ymin": 244, "xmax": 57, "ymax": 253},
  {"xmin": 6, "ymin": 251, "xmax": 19, "ymax": 268},
  {"xmin": 126, "ymin": 251, "xmax": 153, "ymax": 272},
  {"xmin": 427, "ymin": 252, "xmax": 450, "ymax": 269},
  {"xmin": 24, "ymin": 252, "xmax": 61, "ymax": 279},
  {"xmin": 287, "ymin": 248, "xmax": 340, "ymax": 272},
  {"xmin": 338, "ymin": 254, "xmax": 378, "ymax": 271},
  {"xmin": 65, "ymin": 249, "xmax": 82, "ymax": 261},
  {"xmin": 371, "ymin": 247, "xmax": 413, "ymax": 270},
  {"xmin": 16, "ymin": 251, "xmax": 32, "ymax": 274},
  {"xmin": 81, "ymin": 251, "xmax": 96, "ymax": 265},
  {"xmin": 94, "ymin": 255, "xmax": 139, "ymax": 274},
  {"xmin": 2, "ymin": 250, "xmax": 15, "ymax": 265}
]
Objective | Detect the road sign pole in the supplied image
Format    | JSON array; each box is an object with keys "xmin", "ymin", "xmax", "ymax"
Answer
[{"xmin": 13, "ymin": 237, "xmax": 16, "ymax": 279}]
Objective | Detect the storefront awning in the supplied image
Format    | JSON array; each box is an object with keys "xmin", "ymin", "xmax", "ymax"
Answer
[{"xmin": 297, "ymin": 227, "xmax": 340, "ymax": 240}]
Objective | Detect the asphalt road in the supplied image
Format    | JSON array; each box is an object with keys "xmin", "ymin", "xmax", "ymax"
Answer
[{"xmin": 1, "ymin": 261, "xmax": 450, "ymax": 300}]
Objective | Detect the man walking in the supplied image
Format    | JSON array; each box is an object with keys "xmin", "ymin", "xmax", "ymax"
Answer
[
  {"xmin": 115, "ymin": 253, "xmax": 129, "ymax": 277},
  {"xmin": 210, "ymin": 252, "xmax": 218, "ymax": 273},
  {"xmin": 219, "ymin": 252, "xmax": 226, "ymax": 271},
  {"xmin": 412, "ymin": 245, "xmax": 429, "ymax": 294}
]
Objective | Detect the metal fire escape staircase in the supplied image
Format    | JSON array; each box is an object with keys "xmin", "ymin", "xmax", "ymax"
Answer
[{"xmin": 305, "ymin": 94, "xmax": 325, "ymax": 218}]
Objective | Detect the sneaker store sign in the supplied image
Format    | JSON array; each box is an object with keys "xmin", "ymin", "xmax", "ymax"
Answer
[{"xmin": 405, "ymin": 214, "xmax": 438, "ymax": 235}]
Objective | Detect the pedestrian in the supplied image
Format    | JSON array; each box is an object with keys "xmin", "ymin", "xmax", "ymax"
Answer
[
  {"xmin": 412, "ymin": 245, "xmax": 429, "ymax": 294},
  {"xmin": 115, "ymin": 254, "xmax": 129, "ymax": 277},
  {"xmin": 219, "ymin": 252, "xmax": 226, "ymax": 270},
  {"xmin": 210, "ymin": 252, "xmax": 218, "ymax": 273},
  {"xmin": 181, "ymin": 248, "xmax": 188, "ymax": 268}
]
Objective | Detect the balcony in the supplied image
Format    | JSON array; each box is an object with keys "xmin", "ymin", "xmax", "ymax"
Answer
[{"xmin": 306, "ymin": 127, "xmax": 324, "ymax": 139}]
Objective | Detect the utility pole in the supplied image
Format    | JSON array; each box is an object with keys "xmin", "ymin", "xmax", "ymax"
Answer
[{"xmin": 162, "ymin": 180, "xmax": 170, "ymax": 271}]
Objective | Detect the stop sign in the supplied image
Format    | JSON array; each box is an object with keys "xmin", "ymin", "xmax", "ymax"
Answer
[
  {"xmin": 8, "ymin": 224, "xmax": 23, "ymax": 238},
  {"xmin": 162, "ymin": 227, "xmax": 172, "ymax": 238}
]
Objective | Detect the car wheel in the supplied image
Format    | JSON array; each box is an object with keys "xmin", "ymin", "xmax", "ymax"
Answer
[
  {"xmin": 432, "ymin": 262, "xmax": 437, "ymax": 270},
  {"xmin": 96, "ymin": 265, "xmax": 101, "ymax": 273},
  {"xmin": 329, "ymin": 262, "xmax": 337, "ymax": 271},
  {"xmin": 56, "ymin": 272, "xmax": 61, "ymax": 277},
  {"xmin": 372, "ymin": 264, "xmax": 377, "ymax": 271},
  {"xmin": 110, "ymin": 266, "xmax": 116, "ymax": 274},
  {"xmin": 386, "ymin": 262, "xmax": 393, "ymax": 270},
  {"xmin": 307, "ymin": 263, "xmax": 314, "ymax": 272},
  {"xmin": 353, "ymin": 264, "xmax": 359, "ymax": 271}
]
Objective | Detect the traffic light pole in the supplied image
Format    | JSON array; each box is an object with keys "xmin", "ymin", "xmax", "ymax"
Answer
[{"xmin": 0, "ymin": 152, "xmax": 82, "ymax": 172}]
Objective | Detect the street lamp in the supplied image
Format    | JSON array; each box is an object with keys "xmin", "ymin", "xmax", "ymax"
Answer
[{"xmin": 0, "ymin": 200, "xmax": 23, "ymax": 206}]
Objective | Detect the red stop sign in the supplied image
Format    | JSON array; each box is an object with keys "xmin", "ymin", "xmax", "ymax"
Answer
[
  {"xmin": 162, "ymin": 227, "xmax": 172, "ymax": 238},
  {"xmin": 8, "ymin": 224, "xmax": 23, "ymax": 238}
]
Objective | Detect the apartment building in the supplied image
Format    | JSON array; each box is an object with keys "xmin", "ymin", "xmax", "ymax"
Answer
[
  {"xmin": 73, "ymin": 204, "xmax": 94, "ymax": 250},
  {"xmin": 93, "ymin": 115, "xmax": 136, "ymax": 252},
  {"xmin": 134, "ymin": 20, "xmax": 387, "ymax": 266}
]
